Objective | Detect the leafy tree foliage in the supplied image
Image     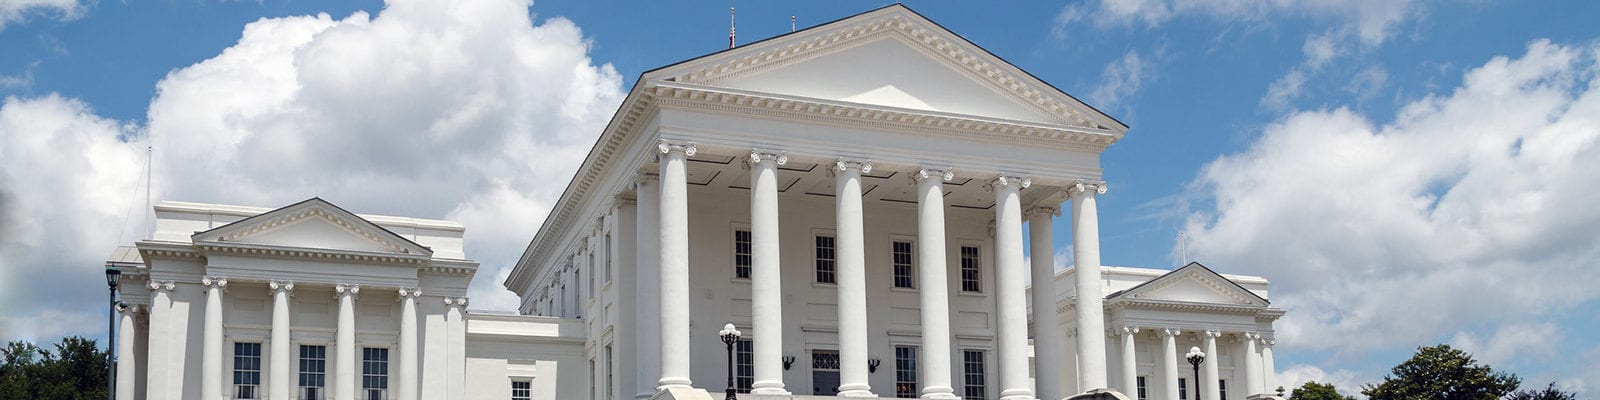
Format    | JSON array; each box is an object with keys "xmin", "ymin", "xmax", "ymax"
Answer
[
  {"xmin": 1505, "ymin": 382, "xmax": 1578, "ymax": 400},
  {"xmin": 1361, "ymin": 344, "xmax": 1520, "ymax": 400},
  {"xmin": 0, "ymin": 337, "xmax": 110, "ymax": 400},
  {"xmin": 1288, "ymin": 381, "xmax": 1356, "ymax": 400}
]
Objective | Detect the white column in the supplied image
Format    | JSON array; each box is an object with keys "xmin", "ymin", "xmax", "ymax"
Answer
[
  {"xmin": 1160, "ymin": 329, "xmax": 1180, "ymax": 400},
  {"xmin": 423, "ymin": 299, "xmax": 446, "ymax": 399},
  {"xmin": 748, "ymin": 150, "xmax": 790, "ymax": 395},
  {"xmin": 1202, "ymin": 331, "xmax": 1220, "ymax": 400},
  {"xmin": 1243, "ymin": 333, "xmax": 1262, "ymax": 397},
  {"xmin": 833, "ymin": 159, "xmax": 875, "ymax": 397},
  {"xmin": 335, "ymin": 284, "xmax": 359, "ymax": 400},
  {"xmin": 116, "ymin": 304, "xmax": 138, "ymax": 400},
  {"xmin": 446, "ymin": 297, "xmax": 467, "ymax": 400},
  {"xmin": 145, "ymin": 280, "xmax": 174, "ymax": 400},
  {"xmin": 1063, "ymin": 329, "xmax": 1080, "ymax": 395},
  {"xmin": 1119, "ymin": 326, "xmax": 1140, "ymax": 395},
  {"xmin": 991, "ymin": 174, "xmax": 1032, "ymax": 400},
  {"xmin": 269, "ymin": 281, "xmax": 294, "ymax": 400},
  {"xmin": 1261, "ymin": 339, "xmax": 1277, "ymax": 395},
  {"xmin": 915, "ymin": 168, "xmax": 958, "ymax": 400},
  {"xmin": 398, "ymin": 288, "xmax": 421, "ymax": 400},
  {"xmin": 1070, "ymin": 181, "xmax": 1110, "ymax": 393},
  {"xmin": 202, "ymin": 276, "xmax": 228, "ymax": 400},
  {"xmin": 657, "ymin": 140, "xmax": 695, "ymax": 391},
  {"xmin": 634, "ymin": 173, "xmax": 661, "ymax": 400},
  {"xmin": 1027, "ymin": 206, "xmax": 1062, "ymax": 400}
]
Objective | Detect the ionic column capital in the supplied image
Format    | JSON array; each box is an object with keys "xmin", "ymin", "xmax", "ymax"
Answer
[
  {"xmin": 146, "ymin": 280, "xmax": 175, "ymax": 292},
  {"xmin": 443, "ymin": 297, "xmax": 469, "ymax": 308},
  {"xmin": 831, "ymin": 158, "xmax": 873, "ymax": 174},
  {"xmin": 633, "ymin": 172, "xmax": 660, "ymax": 186},
  {"xmin": 1160, "ymin": 328, "xmax": 1182, "ymax": 338},
  {"xmin": 1204, "ymin": 329, "xmax": 1222, "ymax": 338},
  {"xmin": 748, "ymin": 149, "xmax": 788, "ymax": 166},
  {"xmin": 657, "ymin": 140, "xmax": 697, "ymax": 157},
  {"xmin": 912, "ymin": 167, "xmax": 954, "ymax": 183},
  {"xmin": 397, "ymin": 287, "xmax": 422, "ymax": 301},
  {"xmin": 1262, "ymin": 338, "xmax": 1276, "ymax": 347},
  {"xmin": 1120, "ymin": 326, "xmax": 1140, "ymax": 336},
  {"xmin": 335, "ymin": 283, "xmax": 360, "ymax": 300},
  {"xmin": 116, "ymin": 302, "xmax": 140, "ymax": 315},
  {"xmin": 1025, "ymin": 206, "xmax": 1060, "ymax": 218},
  {"xmin": 1243, "ymin": 331, "xmax": 1260, "ymax": 340},
  {"xmin": 989, "ymin": 174, "xmax": 1031, "ymax": 190},
  {"xmin": 269, "ymin": 280, "xmax": 295, "ymax": 295},
  {"xmin": 1069, "ymin": 180, "xmax": 1109, "ymax": 197},
  {"xmin": 202, "ymin": 276, "xmax": 228, "ymax": 292}
]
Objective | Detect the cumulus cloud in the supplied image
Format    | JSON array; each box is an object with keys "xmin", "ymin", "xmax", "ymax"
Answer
[
  {"xmin": 1055, "ymin": 0, "xmax": 1414, "ymax": 47},
  {"xmin": 1183, "ymin": 38, "xmax": 1600, "ymax": 385},
  {"xmin": 0, "ymin": 0, "xmax": 624, "ymax": 341},
  {"xmin": 1277, "ymin": 364, "xmax": 1372, "ymax": 397},
  {"xmin": 0, "ymin": 0, "xmax": 83, "ymax": 31},
  {"xmin": 1089, "ymin": 49, "xmax": 1160, "ymax": 115}
]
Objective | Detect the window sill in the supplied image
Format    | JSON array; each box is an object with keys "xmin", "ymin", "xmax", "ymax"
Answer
[
  {"xmin": 811, "ymin": 282, "xmax": 838, "ymax": 289},
  {"xmin": 889, "ymin": 287, "xmax": 918, "ymax": 293},
  {"xmin": 956, "ymin": 291, "xmax": 986, "ymax": 298}
]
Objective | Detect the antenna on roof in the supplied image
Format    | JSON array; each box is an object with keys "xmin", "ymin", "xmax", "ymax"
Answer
[
  {"xmin": 1178, "ymin": 231, "xmax": 1189, "ymax": 265},
  {"xmin": 791, "ymin": 15, "xmax": 796, "ymax": 32},
  {"xmin": 728, "ymin": 6, "xmax": 736, "ymax": 48}
]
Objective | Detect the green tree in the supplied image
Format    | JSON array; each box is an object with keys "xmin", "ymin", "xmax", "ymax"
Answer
[
  {"xmin": 1288, "ymin": 381, "xmax": 1356, "ymax": 400},
  {"xmin": 1505, "ymin": 382, "xmax": 1578, "ymax": 400},
  {"xmin": 1360, "ymin": 344, "xmax": 1520, "ymax": 400},
  {"xmin": 0, "ymin": 337, "xmax": 110, "ymax": 400}
]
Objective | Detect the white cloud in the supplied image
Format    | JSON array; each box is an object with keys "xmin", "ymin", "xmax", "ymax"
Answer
[
  {"xmin": 1277, "ymin": 364, "xmax": 1372, "ymax": 398},
  {"xmin": 1090, "ymin": 49, "xmax": 1159, "ymax": 114},
  {"xmin": 0, "ymin": 0, "xmax": 624, "ymax": 341},
  {"xmin": 0, "ymin": 0, "xmax": 83, "ymax": 31},
  {"xmin": 1056, "ymin": 0, "xmax": 1415, "ymax": 47},
  {"xmin": 1183, "ymin": 38, "xmax": 1600, "ymax": 382},
  {"xmin": 1450, "ymin": 322, "xmax": 1561, "ymax": 367}
]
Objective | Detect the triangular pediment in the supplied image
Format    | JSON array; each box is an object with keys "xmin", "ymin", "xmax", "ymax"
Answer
[
  {"xmin": 1112, "ymin": 263, "xmax": 1268, "ymax": 307},
  {"xmin": 192, "ymin": 198, "xmax": 432, "ymax": 256},
  {"xmin": 644, "ymin": 4, "xmax": 1126, "ymax": 131}
]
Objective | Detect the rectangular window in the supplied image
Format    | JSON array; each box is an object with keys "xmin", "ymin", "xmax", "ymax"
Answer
[
  {"xmin": 960, "ymin": 246, "xmax": 982, "ymax": 292},
  {"xmin": 588, "ymin": 251, "xmax": 595, "ymax": 297},
  {"xmin": 963, "ymin": 350, "xmax": 986, "ymax": 400},
  {"xmin": 1179, "ymin": 378, "xmax": 1188, "ymax": 400},
  {"xmin": 892, "ymin": 241, "xmax": 914, "ymax": 288},
  {"xmin": 589, "ymin": 359, "xmax": 597, "ymax": 400},
  {"xmin": 1219, "ymin": 379, "xmax": 1227, "ymax": 400},
  {"xmin": 512, "ymin": 381, "xmax": 532, "ymax": 400},
  {"xmin": 815, "ymin": 235, "xmax": 836, "ymax": 283},
  {"xmin": 895, "ymin": 346, "xmax": 918, "ymax": 398},
  {"xmin": 576, "ymin": 268, "xmax": 583, "ymax": 317},
  {"xmin": 605, "ymin": 345, "xmax": 615, "ymax": 400},
  {"xmin": 735, "ymin": 339, "xmax": 754, "ymax": 392},
  {"xmin": 734, "ymin": 229, "xmax": 753, "ymax": 279},
  {"xmin": 1137, "ymin": 376, "xmax": 1148, "ymax": 400},
  {"xmin": 362, "ymin": 348, "xmax": 389, "ymax": 400},
  {"xmin": 233, "ymin": 342, "xmax": 261, "ymax": 399},
  {"xmin": 298, "ymin": 345, "xmax": 327, "ymax": 400},
  {"xmin": 605, "ymin": 233, "xmax": 613, "ymax": 282},
  {"xmin": 812, "ymin": 350, "xmax": 841, "ymax": 396}
]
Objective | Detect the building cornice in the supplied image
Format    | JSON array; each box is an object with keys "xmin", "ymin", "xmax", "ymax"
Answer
[{"xmin": 195, "ymin": 241, "xmax": 429, "ymax": 266}]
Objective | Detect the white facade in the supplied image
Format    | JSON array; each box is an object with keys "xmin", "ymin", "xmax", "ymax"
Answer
[{"xmin": 107, "ymin": 5, "xmax": 1285, "ymax": 400}]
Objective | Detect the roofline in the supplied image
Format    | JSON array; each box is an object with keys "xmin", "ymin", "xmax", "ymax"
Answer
[
  {"xmin": 1104, "ymin": 262, "xmax": 1270, "ymax": 304},
  {"xmin": 189, "ymin": 197, "xmax": 435, "ymax": 255}
]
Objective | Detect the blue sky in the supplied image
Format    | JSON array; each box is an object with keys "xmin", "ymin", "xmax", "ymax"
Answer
[{"xmin": 2, "ymin": 0, "xmax": 1598, "ymax": 396}]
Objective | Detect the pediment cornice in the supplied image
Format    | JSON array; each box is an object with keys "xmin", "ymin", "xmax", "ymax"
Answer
[
  {"xmin": 650, "ymin": 6, "xmax": 1125, "ymax": 133},
  {"xmin": 193, "ymin": 198, "xmax": 433, "ymax": 257},
  {"xmin": 195, "ymin": 241, "xmax": 429, "ymax": 266},
  {"xmin": 650, "ymin": 82, "xmax": 1119, "ymax": 151}
]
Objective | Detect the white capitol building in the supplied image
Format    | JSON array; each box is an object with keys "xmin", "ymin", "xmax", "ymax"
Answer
[{"xmin": 106, "ymin": 5, "xmax": 1284, "ymax": 400}]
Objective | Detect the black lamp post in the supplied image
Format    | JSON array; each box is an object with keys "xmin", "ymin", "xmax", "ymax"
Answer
[
  {"xmin": 719, "ymin": 323, "xmax": 742, "ymax": 400},
  {"xmin": 105, "ymin": 266, "xmax": 121, "ymax": 400},
  {"xmin": 1185, "ymin": 346, "xmax": 1205, "ymax": 400}
]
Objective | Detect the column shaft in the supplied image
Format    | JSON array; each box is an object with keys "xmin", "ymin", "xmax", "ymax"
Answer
[
  {"xmin": 1120, "ymin": 327, "xmax": 1139, "ymax": 395},
  {"xmin": 1243, "ymin": 334, "xmax": 1262, "ymax": 397},
  {"xmin": 202, "ymin": 276, "xmax": 227, "ymax": 400},
  {"xmin": 916, "ymin": 169, "xmax": 958, "ymax": 400},
  {"xmin": 993, "ymin": 175, "xmax": 1032, "ymax": 400},
  {"xmin": 335, "ymin": 284, "xmax": 359, "ymax": 400},
  {"xmin": 446, "ymin": 298, "xmax": 467, "ymax": 400},
  {"xmin": 423, "ymin": 299, "xmax": 446, "ymax": 399},
  {"xmin": 1071, "ymin": 182, "xmax": 1110, "ymax": 392},
  {"xmin": 270, "ymin": 281, "xmax": 293, "ymax": 400},
  {"xmin": 116, "ymin": 305, "xmax": 137, "ymax": 400},
  {"xmin": 634, "ymin": 174, "xmax": 661, "ymax": 400},
  {"xmin": 657, "ymin": 141, "xmax": 694, "ymax": 390},
  {"xmin": 399, "ymin": 289, "xmax": 420, "ymax": 400},
  {"xmin": 1161, "ymin": 329, "xmax": 1180, "ymax": 400},
  {"xmin": 1028, "ymin": 208, "xmax": 1063, "ymax": 400},
  {"xmin": 1202, "ymin": 331, "xmax": 1219, "ymax": 400},
  {"xmin": 834, "ymin": 159, "xmax": 873, "ymax": 397},
  {"xmin": 749, "ymin": 151, "xmax": 789, "ymax": 395},
  {"xmin": 145, "ymin": 281, "xmax": 172, "ymax": 400},
  {"xmin": 1261, "ymin": 340, "xmax": 1277, "ymax": 395}
]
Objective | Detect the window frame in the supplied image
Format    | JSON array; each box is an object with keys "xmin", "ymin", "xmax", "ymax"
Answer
[
  {"xmin": 814, "ymin": 234, "xmax": 837, "ymax": 284},
  {"xmin": 959, "ymin": 245, "xmax": 983, "ymax": 293},
  {"xmin": 298, "ymin": 344, "xmax": 328, "ymax": 400},
  {"xmin": 362, "ymin": 347, "xmax": 389, "ymax": 400},
  {"xmin": 1137, "ymin": 376, "xmax": 1148, "ymax": 400},
  {"xmin": 891, "ymin": 239, "xmax": 916, "ymax": 289},
  {"xmin": 232, "ymin": 342, "xmax": 262, "ymax": 399},
  {"xmin": 733, "ymin": 228, "xmax": 753, "ymax": 279},
  {"xmin": 511, "ymin": 380, "xmax": 533, "ymax": 400},
  {"xmin": 894, "ymin": 345, "xmax": 918, "ymax": 398},
  {"xmin": 735, "ymin": 339, "xmax": 754, "ymax": 392},
  {"xmin": 962, "ymin": 349, "xmax": 987, "ymax": 400}
]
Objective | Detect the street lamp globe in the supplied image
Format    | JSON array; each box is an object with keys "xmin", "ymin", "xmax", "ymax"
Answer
[{"xmin": 719, "ymin": 323, "xmax": 743, "ymax": 400}]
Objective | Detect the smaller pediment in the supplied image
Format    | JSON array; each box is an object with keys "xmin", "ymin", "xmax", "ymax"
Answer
[
  {"xmin": 1109, "ymin": 262, "xmax": 1268, "ymax": 307},
  {"xmin": 192, "ymin": 198, "xmax": 432, "ymax": 256}
]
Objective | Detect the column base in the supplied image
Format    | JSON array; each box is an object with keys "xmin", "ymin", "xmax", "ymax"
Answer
[
  {"xmin": 656, "ymin": 377, "xmax": 693, "ymax": 392},
  {"xmin": 839, "ymin": 387, "xmax": 879, "ymax": 398},
  {"xmin": 920, "ymin": 386, "xmax": 959, "ymax": 400},
  {"xmin": 1064, "ymin": 388, "xmax": 1134, "ymax": 400},
  {"xmin": 649, "ymin": 386, "xmax": 712, "ymax": 400},
  {"xmin": 750, "ymin": 382, "xmax": 790, "ymax": 395}
]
